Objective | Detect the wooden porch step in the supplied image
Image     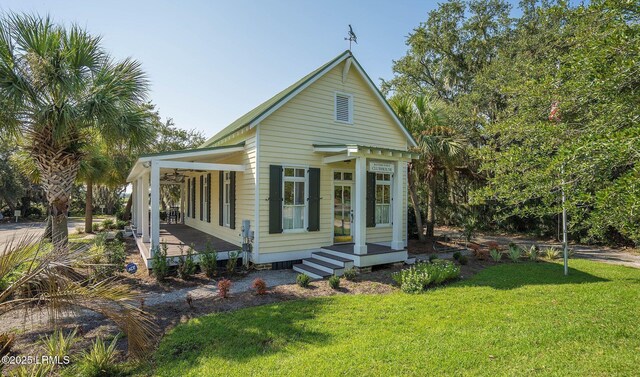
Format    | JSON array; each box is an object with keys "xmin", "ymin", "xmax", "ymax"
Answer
[
  {"xmin": 302, "ymin": 258, "xmax": 344, "ymax": 275},
  {"xmin": 293, "ymin": 264, "xmax": 332, "ymax": 280}
]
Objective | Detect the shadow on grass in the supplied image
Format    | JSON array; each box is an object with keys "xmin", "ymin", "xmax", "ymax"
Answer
[
  {"xmin": 154, "ymin": 297, "xmax": 331, "ymax": 366},
  {"xmin": 454, "ymin": 261, "xmax": 608, "ymax": 290}
]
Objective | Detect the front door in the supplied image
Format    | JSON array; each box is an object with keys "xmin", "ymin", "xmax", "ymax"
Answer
[{"xmin": 333, "ymin": 182, "xmax": 353, "ymax": 243}]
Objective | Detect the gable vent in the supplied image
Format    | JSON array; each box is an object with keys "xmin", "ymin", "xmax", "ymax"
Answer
[{"xmin": 335, "ymin": 93, "xmax": 352, "ymax": 123}]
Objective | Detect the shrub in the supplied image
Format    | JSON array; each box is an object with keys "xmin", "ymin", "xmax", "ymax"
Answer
[
  {"xmin": 452, "ymin": 251, "xmax": 462, "ymax": 261},
  {"xmin": 296, "ymin": 274, "xmax": 310, "ymax": 288},
  {"xmin": 458, "ymin": 255, "xmax": 469, "ymax": 265},
  {"xmin": 528, "ymin": 245, "xmax": 540, "ymax": 262},
  {"xmin": 508, "ymin": 245, "xmax": 522, "ymax": 262},
  {"xmin": 328, "ymin": 275, "xmax": 340, "ymax": 289},
  {"xmin": 75, "ymin": 226, "xmax": 85, "ymax": 234},
  {"xmin": 217, "ymin": 278, "xmax": 231, "ymax": 298},
  {"xmin": 544, "ymin": 247, "xmax": 561, "ymax": 260},
  {"xmin": 91, "ymin": 223, "xmax": 101, "ymax": 232},
  {"xmin": 226, "ymin": 251, "xmax": 239, "ymax": 274},
  {"xmin": 199, "ymin": 243, "xmax": 218, "ymax": 278},
  {"xmin": 490, "ymin": 248, "xmax": 502, "ymax": 262},
  {"xmin": 101, "ymin": 218, "xmax": 114, "ymax": 230},
  {"xmin": 106, "ymin": 240, "xmax": 126, "ymax": 272},
  {"xmin": 75, "ymin": 336, "xmax": 121, "ymax": 377},
  {"xmin": 115, "ymin": 220, "xmax": 127, "ymax": 230},
  {"xmin": 152, "ymin": 243, "xmax": 170, "ymax": 281},
  {"xmin": 392, "ymin": 261, "xmax": 460, "ymax": 293},
  {"xmin": 88, "ymin": 239, "xmax": 126, "ymax": 279},
  {"xmin": 470, "ymin": 244, "xmax": 488, "ymax": 260},
  {"xmin": 176, "ymin": 245, "xmax": 197, "ymax": 280},
  {"xmin": 486, "ymin": 241, "xmax": 501, "ymax": 251},
  {"xmin": 428, "ymin": 254, "xmax": 438, "ymax": 263},
  {"xmin": 342, "ymin": 268, "xmax": 357, "ymax": 281},
  {"xmin": 251, "ymin": 278, "xmax": 267, "ymax": 295},
  {"xmin": 40, "ymin": 328, "xmax": 77, "ymax": 359}
]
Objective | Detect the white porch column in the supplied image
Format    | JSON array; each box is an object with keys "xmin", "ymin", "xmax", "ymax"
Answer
[
  {"xmin": 136, "ymin": 177, "xmax": 144, "ymax": 234},
  {"xmin": 180, "ymin": 181, "xmax": 185, "ymax": 224},
  {"xmin": 131, "ymin": 181, "xmax": 137, "ymax": 228},
  {"xmin": 354, "ymin": 156, "xmax": 368, "ymax": 255},
  {"xmin": 150, "ymin": 161, "xmax": 160, "ymax": 254},
  {"xmin": 141, "ymin": 173, "xmax": 150, "ymax": 243},
  {"xmin": 391, "ymin": 161, "xmax": 405, "ymax": 250}
]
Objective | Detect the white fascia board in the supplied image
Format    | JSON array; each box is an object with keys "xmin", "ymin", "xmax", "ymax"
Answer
[
  {"xmin": 247, "ymin": 54, "xmax": 350, "ymax": 129},
  {"xmin": 156, "ymin": 160, "xmax": 245, "ymax": 172},
  {"xmin": 350, "ymin": 61, "xmax": 417, "ymax": 148}
]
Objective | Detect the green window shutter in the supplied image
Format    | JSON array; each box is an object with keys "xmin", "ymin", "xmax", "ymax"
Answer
[
  {"xmin": 269, "ymin": 165, "xmax": 283, "ymax": 234},
  {"xmin": 191, "ymin": 177, "xmax": 196, "ymax": 218},
  {"xmin": 199, "ymin": 175, "xmax": 204, "ymax": 221},
  {"xmin": 307, "ymin": 167, "xmax": 321, "ymax": 231},
  {"xmin": 207, "ymin": 173, "xmax": 212, "ymax": 223},
  {"xmin": 219, "ymin": 171, "xmax": 224, "ymax": 226},
  {"xmin": 186, "ymin": 179, "xmax": 190, "ymax": 217},
  {"xmin": 230, "ymin": 171, "xmax": 236, "ymax": 229},
  {"xmin": 366, "ymin": 172, "xmax": 376, "ymax": 227}
]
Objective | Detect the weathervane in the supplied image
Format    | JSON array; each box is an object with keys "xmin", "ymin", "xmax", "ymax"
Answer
[{"xmin": 345, "ymin": 24, "xmax": 357, "ymax": 50}]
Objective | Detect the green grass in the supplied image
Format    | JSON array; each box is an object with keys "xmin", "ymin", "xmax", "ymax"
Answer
[{"xmin": 150, "ymin": 260, "xmax": 640, "ymax": 376}]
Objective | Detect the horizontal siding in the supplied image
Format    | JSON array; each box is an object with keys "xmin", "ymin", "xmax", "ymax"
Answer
[
  {"xmin": 257, "ymin": 60, "xmax": 409, "ymax": 254},
  {"xmin": 184, "ymin": 131, "xmax": 256, "ymax": 247}
]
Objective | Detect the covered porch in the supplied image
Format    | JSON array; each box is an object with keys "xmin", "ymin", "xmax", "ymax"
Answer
[{"xmin": 127, "ymin": 143, "xmax": 246, "ymax": 267}]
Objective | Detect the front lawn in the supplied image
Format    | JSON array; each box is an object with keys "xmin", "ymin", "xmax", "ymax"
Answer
[{"xmin": 151, "ymin": 260, "xmax": 640, "ymax": 376}]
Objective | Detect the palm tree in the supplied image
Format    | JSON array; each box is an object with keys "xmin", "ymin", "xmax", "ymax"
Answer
[
  {"xmin": 0, "ymin": 14, "xmax": 152, "ymax": 249},
  {"xmin": 390, "ymin": 95, "xmax": 465, "ymax": 239}
]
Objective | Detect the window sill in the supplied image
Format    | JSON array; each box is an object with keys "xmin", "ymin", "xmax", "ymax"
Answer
[
  {"xmin": 283, "ymin": 229, "xmax": 307, "ymax": 234},
  {"xmin": 334, "ymin": 120, "xmax": 353, "ymax": 125}
]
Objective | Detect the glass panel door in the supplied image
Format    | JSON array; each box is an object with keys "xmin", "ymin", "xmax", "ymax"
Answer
[{"xmin": 334, "ymin": 184, "xmax": 353, "ymax": 242}]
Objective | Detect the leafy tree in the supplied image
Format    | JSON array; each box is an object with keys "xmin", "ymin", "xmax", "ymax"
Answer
[{"xmin": 0, "ymin": 14, "xmax": 153, "ymax": 248}]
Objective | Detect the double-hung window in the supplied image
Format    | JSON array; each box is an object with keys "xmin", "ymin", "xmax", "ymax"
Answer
[
  {"xmin": 375, "ymin": 173, "xmax": 391, "ymax": 225},
  {"xmin": 283, "ymin": 167, "xmax": 306, "ymax": 230},
  {"xmin": 223, "ymin": 172, "xmax": 231, "ymax": 227}
]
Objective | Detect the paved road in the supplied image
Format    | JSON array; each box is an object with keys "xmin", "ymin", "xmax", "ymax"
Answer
[{"xmin": 0, "ymin": 218, "xmax": 102, "ymax": 247}]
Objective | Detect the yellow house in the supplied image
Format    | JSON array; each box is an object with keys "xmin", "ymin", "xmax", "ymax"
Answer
[{"xmin": 127, "ymin": 50, "xmax": 418, "ymax": 278}]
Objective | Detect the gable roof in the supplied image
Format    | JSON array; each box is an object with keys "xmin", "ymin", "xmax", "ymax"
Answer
[{"xmin": 201, "ymin": 50, "xmax": 417, "ymax": 148}]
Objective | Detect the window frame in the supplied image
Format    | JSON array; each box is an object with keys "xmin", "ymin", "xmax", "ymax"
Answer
[
  {"xmin": 203, "ymin": 174, "xmax": 208, "ymax": 222},
  {"xmin": 334, "ymin": 91, "xmax": 353, "ymax": 124},
  {"xmin": 282, "ymin": 166, "xmax": 308, "ymax": 232},
  {"xmin": 375, "ymin": 173, "xmax": 392, "ymax": 226}
]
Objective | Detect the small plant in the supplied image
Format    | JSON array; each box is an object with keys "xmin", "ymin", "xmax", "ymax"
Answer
[
  {"xmin": 508, "ymin": 244, "xmax": 522, "ymax": 262},
  {"xmin": 226, "ymin": 250, "xmax": 239, "ymax": 274},
  {"xmin": 490, "ymin": 248, "xmax": 502, "ymax": 262},
  {"xmin": 186, "ymin": 293, "xmax": 193, "ymax": 309},
  {"xmin": 328, "ymin": 275, "xmax": 341, "ymax": 289},
  {"xmin": 544, "ymin": 247, "xmax": 561, "ymax": 260},
  {"xmin": 469, "ymin": 244, "xmax": 488, "ymax": 260},
  {"xmin": 0, "ymin": 332, "xmax": 15, "ymax": 358},
  {"xmin": 217, "ymin": 278, "xmax": 232, "ymax": 298},
  {"xmin": 342, "ymin": 268, "xmax": 357, "ymax": 281},
  {"xmin": 452, "ymin": 251, "xmax": 462, "ymax": 261},
  {"xmin": 296, "ymin": 273, "xmax": 311, "ymax": 288},
  {"xmin": 428, "ymin": 254, "xmax": 438, "ymax": 263},
  {"xmin": 152, "ymin": 243, "xmax": 170, "ymax": 281},
  {"xmin": 392, "ymin": 261, "xmax": 461, "ymax": 293},
  {"xmin": 251, "ymin": 278, "xmax": 267, "ymax": 295},
  {"xmin": 528, "ymin": 244, "xmax": 540, "ymax": 262},
  {"xmin": 458, "ymin": 255, "xmax": 469, "ymax": 265},
  {"xmin": 101, "ymin": 218, "xmax": 114, "ymax": 230},
  {"xmin": 75, "ymin": 226, "xmax": 85, "ymax": 234},
  {"xmin": 176, "ymin": 244, "xmax": 197, "ymax": 280},
  {"xmin": 462, "ymin": 217, "xmax": 477, "ymax": 244},
  {"xmin": 115, "ymin": 219, "xmax": 127, "ymax": 230},
  {"xmin": 486, "ymin": 241, "xmax": 500, "ymax": 251},
  {"xmin": 40, "ymin": 328, "xmax": 77, "ymax": 359},
  {"xmin": 199, "ymin": 243, "xmax": 218, "ymax": 278},
  {"xmin": 75, "ymin": 336, "xmax": 121, "ymax": 377},
  {"xmin": 91, "ymin": 223, "xmax": 101, "ymax": 232}
]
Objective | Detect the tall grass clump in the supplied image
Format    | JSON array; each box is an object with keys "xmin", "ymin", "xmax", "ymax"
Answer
[{"xmin": 392, "ymin": 260, "xmax": 460, "ymax": 293}]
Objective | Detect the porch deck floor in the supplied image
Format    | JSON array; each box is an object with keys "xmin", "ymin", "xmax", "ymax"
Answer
[
  {"xmin": 323, "ymin": 242, "xmax": 406, "ymax": 255},
  {"xmin": 140, "ymin": 224, "xmax": 240, "ymax": 258}
]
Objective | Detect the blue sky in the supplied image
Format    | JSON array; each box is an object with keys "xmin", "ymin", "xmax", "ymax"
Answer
[{"xmin": 2, "ymin": 1, "xmax": 518, "ymax": 138}]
